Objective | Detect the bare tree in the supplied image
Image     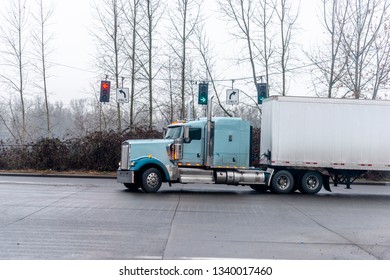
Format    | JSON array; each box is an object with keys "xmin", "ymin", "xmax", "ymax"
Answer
[
  {"xmin": 160, "ymin": 52, "xmax": 180, "ymax": 123},
  {"xmin": 218, "ymin": 0, "xmax": 296, "ymax": 99},
  {"xmin": 32, "ymin": 0, "xmax": 54, "ymax": 137},
  {"xmin": 307, "ymin": 0, "xmax": 390, "ymax": 99},
  {"xmin": 0, "ymin": 105, "xmax": 18, "ymax": 143},
  {"xmin": 194, "ymin": 24, "xmax": 232, "ymax": 117},
  {"xmin": 372, "ymin": 21, "xmax": 390, "ymax": 99},
  {"xmin": 274, "ymin": 0, "xmax": 299, "ymax": 96},
  {"xmin": 169, "ymin": 0, "xmax": 201, "ymax": 119},
  {"xmin": 185, "ymin": 59, "xmax": 199, "ymax": 120},
  {"xmin": 340, "ymin": 0, "xmax": 389, "ymax": 99},
  {"xmin": 167, "ymin": 55, "xmax": 178, "ymax": 123},
  {"xmin": 69, "ymin": 99, "xmax": 89, "ymax": 137},
  {"xmin": 307, "ymin": 0, "xmax": 349, "ymax": 98},
  {"xmin": 91, "ymin": 0, "xmax": 127, "ymax": 131},
  {"xmin": 0, "ymin": 0, "xmax": 29, "ymax": 144},
  {"xmin": 322, "ymin": 0, "xmax": 348, "ymax": 98},
  {"xmin": 138, "ymin": 0, "xmax": 163, "ymax": 130},
  {"xmin": 253, "ymin": 0, "xmax": 276, "ymax": 95},
  {"xmin": 122, "ymin": 0, "xmax": 141, "ymax": 128},
  {"xmin": 218, "ymin": 0, "xmax": 259, "ymax": 92}
]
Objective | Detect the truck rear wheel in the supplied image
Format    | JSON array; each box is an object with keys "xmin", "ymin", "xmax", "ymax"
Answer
[
  {"xmin": 301, "ymin": 171, "xmax": 323, "ymax": 194},
  {"xmin": 141, "ymin": 168, "xmax": 162, "ymax": 193},
  {"xmin": 271, "ymin": 170, "xmax": 294, "ymax": 194}
]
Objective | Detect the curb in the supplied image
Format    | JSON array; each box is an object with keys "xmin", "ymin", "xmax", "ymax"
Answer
[{"xmin": 0, "ymin": 172, "xmax": 116, "ymax": 179}]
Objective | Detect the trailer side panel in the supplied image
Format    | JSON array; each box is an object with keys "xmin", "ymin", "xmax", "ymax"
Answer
[{"xmin": 260, "ymin": 96, "xmax": 390, "ymax": 171}]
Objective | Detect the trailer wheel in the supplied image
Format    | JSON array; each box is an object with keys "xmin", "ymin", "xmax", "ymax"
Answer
[
  {"xmin": 301, "ymin": 171, "xmax": 323, "ymax": 194},
  {"xmin": 124, "ymin": 183, "xmax": 140, "ymax": 192},
  {"xmin": 141, "ymin": 168, "xmax": 162, "ymax": 193},
  {"xmin": 271, "ymin": 170, "xmax": 294, "ymax": 194},
  {"xmin": 293, "ymin": 172, "xmax": 303, "ymax": 192}
]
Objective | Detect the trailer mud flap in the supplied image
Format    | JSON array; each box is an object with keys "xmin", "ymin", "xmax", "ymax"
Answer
[{"xmin": 323, "ymin": 175, "xmax": 331, "ymax": 192}]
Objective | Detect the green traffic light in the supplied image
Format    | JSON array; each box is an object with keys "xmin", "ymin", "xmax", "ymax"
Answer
[
  {"xmin": 257, "ymin": 83, "xmax": 267, "ymax": 104},
  {"xmin": 198, "ymin": 83, "xmax": 208, "ymax": 105}
]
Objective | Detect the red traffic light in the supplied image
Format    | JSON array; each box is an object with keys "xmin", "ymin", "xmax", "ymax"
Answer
[
  {"xmin": 100, "ymin": 80, "xmax": 111, "ymax": 102},
  {"xmin": 102, "ymin": 82, "xmax": 109, "ymax": 90}
]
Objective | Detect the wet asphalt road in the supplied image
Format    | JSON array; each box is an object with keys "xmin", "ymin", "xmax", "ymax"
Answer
[{"xmin": 0, "ymin": 175, "xmax": 389, "ymax": 260}]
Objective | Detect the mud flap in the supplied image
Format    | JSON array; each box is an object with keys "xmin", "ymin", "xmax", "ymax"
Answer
[{"xmin": 323, "ymin": 175, "xmax": 331, "ymax": 192}]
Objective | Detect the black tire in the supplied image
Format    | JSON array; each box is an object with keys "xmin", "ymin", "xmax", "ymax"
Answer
[
  {"xmin": 271, "ymin": 170, "xmax": 294, "ymax": 194},
  {"xmin": 250, "ymin": 185, "xmax": 269, "ymax": 193},
  {"xmin": 293, "ymin": 172, "xmax": 303, "ymax": 192},
  {"xmin": 141, "ymin": 168, "xmax": 162, "ymax": 193},
  {"xmin": 124, "ymin": 183, "xmax": 140, "ymax": 192},
  {"xmin": 301, "ymin": 171, "xmax": 323, "ymax": 194}
]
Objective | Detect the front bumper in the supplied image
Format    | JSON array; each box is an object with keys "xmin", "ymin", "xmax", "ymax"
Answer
[{"xmin": 117, "ymin": 170, "xmax": 135, "ymax": 184}]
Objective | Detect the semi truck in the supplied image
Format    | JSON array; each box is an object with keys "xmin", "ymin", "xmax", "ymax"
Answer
[{"xmin": 117, "ymin": 96, "xmax": 390, "ymax": 194}]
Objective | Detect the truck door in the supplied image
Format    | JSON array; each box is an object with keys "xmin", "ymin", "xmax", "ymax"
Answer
[{"xmin": 181, "ymin": 127, "xmax": 204, "ymax": 165}]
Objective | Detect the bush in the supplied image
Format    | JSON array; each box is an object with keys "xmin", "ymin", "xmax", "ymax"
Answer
[
  {"xmin": 27, "ymin": 138, "xmax": 66, "ymax": 170},
  {"xmin": 0, "ymin": 145, "xmax": 26, "ymax": 169},
  {"xmin": 362, "ymin": 171, "xmax": 390, "ymax": 181},
  {"xmin": 0, "ymin": 127, "xmax": 161, "ymax": 172}
]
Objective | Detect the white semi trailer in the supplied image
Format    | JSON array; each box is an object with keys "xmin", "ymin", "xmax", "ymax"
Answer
[{"xmin": 260, "ymin": 96, "xmax": 390, "ymax": 192}]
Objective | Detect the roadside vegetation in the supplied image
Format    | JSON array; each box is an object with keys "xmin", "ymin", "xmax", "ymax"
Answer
[{"xmin": 0, "ymin": 128, "xmax": 161, "ymax": 172}]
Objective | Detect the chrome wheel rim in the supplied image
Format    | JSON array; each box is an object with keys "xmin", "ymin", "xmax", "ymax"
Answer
[
  {"xmin": 146, "ymin": 172, "xmax": 159, "ymax": 188},
  {"xmin": 277, "ymin": 175, "xmax": 289, "ymax": 190},
  {"xmin": 305, "ymin": 176, "xmax": 319, "ymax": 190}
]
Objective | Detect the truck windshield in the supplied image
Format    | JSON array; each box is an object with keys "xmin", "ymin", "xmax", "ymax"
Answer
[{"xmin": 165, "ymin": 126, "xmax": 183, "ymax": 139}]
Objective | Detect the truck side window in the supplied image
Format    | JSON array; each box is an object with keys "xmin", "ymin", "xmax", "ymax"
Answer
[{"xmin": 189, "ymin": 128, "xmax": 201, "ymax": 140}]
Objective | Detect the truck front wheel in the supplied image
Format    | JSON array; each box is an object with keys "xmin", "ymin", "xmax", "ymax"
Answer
[
  {"xmin": 141, "ymin": 168, "xmax": 162, "ymax": 193},
  {"xmin": 301, "ymin": 171, "xmax": 323, "ymax": 194},
  {"xmin": 271, "ymin": 170, "xmax": 294, "ymax": 194}
]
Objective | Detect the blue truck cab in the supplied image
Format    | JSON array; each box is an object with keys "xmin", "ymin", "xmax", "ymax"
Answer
[{"xmin": 117, "ymin": 117, "xmax": 271, "ymax": 192}]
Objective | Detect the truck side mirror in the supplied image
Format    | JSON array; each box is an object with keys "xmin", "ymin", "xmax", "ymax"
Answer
[{"xmin": 183, "ymin": 126, "xmax": 190, "ymax": 143}]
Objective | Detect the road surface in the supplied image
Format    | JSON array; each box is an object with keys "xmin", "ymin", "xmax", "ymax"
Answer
[{"xmin": 0, "ymin": 175, "xmax": 389, "ymax": 259}]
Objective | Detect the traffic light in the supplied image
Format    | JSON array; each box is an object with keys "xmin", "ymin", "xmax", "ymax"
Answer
[
  {"xmin": 257, "ymin": 83, "xmax": 267, "ymax": 104},
  {"xmin": 100, "ymin": 81, "xmax": 111, "ymax": 102},
  {"xmin": 198, "ymin": 83, "xmax": 208, "ymax": 105}
]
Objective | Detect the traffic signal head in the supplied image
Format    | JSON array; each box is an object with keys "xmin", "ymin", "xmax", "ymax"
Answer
[
  {"xmin": 198, "ymin": 83, "xmax": 208, "ymax": 105},
  {"xmin": 257, "ymin": 83, "xmax": 267, "ymax": 104},
  {"xmin": 100, "ymin": 81, "xmax": 111, "ymax": 102}
]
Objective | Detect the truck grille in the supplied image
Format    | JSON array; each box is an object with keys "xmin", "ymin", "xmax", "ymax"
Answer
[{"xmin": 121, "ymin": 142, "xmax": 130, "ymax": 170}]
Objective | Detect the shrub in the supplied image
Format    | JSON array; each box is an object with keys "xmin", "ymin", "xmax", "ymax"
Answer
[{"xmin": 0, "ymin": 127, "xmax": 162, "ymax": 172}]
